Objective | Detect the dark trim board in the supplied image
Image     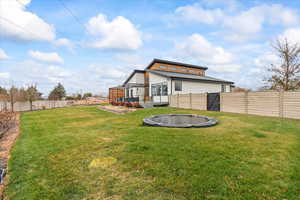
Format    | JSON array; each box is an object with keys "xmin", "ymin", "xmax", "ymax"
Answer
[{"xmin": 146, "ymin": 58, "xmax": 208, "ymax": 70}]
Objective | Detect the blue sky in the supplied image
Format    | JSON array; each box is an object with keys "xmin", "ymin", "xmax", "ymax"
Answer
[{"xmin": 1, "ymin": 0, "xmax": 300, "ymax": 96}]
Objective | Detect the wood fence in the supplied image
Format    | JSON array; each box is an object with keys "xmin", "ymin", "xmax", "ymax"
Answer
[{"xmin": 169, "ymin": 91, "xmax": 300, "ymax": 119}]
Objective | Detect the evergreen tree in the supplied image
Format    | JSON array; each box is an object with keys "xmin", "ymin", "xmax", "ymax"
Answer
[{"xmin": 48, "ymin": 83, "xmax": 66, "ymax": 100}]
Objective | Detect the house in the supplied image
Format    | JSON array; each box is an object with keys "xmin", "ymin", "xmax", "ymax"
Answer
[{"xmin": 109, "ymin": 59, "xmax": 234, "ymax": 105}]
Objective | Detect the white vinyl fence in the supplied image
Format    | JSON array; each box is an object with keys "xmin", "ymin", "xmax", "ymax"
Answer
[{"xmin": 0, "ymin": 100, "xmax": 71, "ymax": 112}]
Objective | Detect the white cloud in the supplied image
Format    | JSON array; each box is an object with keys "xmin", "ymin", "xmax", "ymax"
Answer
[
  {"xmin": 0, "ymin": 49, "xmax": 9, "ymax": 59},
  {"xmin": 85, "ymin": 13, "xmax": 142, "ymax": 50},
  {"xmin": 46, "ymin": 65, "xmax": 72, "ymax": 82},
  {"xmin": 176, "ymin": 34, "xmax": 234, "ymax": 64},
  {"xmin": 209, "ymin": 64, "xmax": 241, "ymax": 73},
  {"xmin": 223, "ymin": 4, "xmax": 299, "ymax": 42},
  {"xmin": 174, "ymin": 3, "xmax": 299, "ymax": 42},
  {"xmin": 1, "ymin": 59, "xmax": 127, "ymax": 96},
  {"xmin": 0, "ymin": 0, "xmax": 56, "ymax": 41},
  {"xmin": 175, "ymin": 34, "xmax": 240, "ymax": 72},
  {"xmin": 28, "ymin": 50, "xmax": 64, "ymax": 64},
  {"xmin": 279, "ymin": 28, "xmax": 300, "ymax": 45},
  {"xmin": 254, "ymin": 52, "xmax": 280, "ymax": 68},
  {"xmin": 114, "ymin": 53, "xmax": 147, "ymax": 69},
  {"xmin": 266, "ymin": 4, "xmax": 299, "ymax": 26},
  {"xmin": 6, "ymin": 60, "xmax": 73, "ymax": 92},
  {"xmin": 89, "ymin": 64, "xmax": 127, "ymax": 79},
  {"xmin": 0, "ymin": 72, "xmax": 10, "ymax": 79},
  {"xmin": 175, "ymin": 5, "xmax": 223, "ymax": 24},
  {"xmin": 53, "ymin": 38, "xmax": 75, "ymax": 51}
]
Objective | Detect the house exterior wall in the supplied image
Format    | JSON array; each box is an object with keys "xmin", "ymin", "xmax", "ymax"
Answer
[
  {"xmin": 171, "ymin": 80, "xmax": 231, "ymax": 95},
  {"xmin": 127, "ymin": 72, "xmax": 144, "ymax": 84},
  {"xmin": 148, "ymin": 72, "xmax": 231, "ymax": 103}
]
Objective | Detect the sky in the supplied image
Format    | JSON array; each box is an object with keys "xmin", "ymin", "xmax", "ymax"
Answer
[{"xmin": 1, "ymin": 0, "xmax": 300, "ymax": 96}]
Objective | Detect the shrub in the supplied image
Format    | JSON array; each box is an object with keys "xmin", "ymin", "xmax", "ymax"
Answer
[
  {"xmin": 131, "ymin": 102, "xmax": 142, "ymax": 108},
  {"xmin": 0, "ymin": 111, "xmax": 14, "ymax": 136}
]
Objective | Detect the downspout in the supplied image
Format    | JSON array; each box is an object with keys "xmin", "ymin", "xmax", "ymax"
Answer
[
  {"xmin": 170, "ymin": 78, "xmax": 173, "ymax": 95},
  {"xmin": 169, "ymin": 78, "xmax": 173, "ymax": 104}
]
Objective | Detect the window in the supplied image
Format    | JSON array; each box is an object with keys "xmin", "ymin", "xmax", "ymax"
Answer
[
  {"xmin": 221, "ymin": 85, "xmax": 226, "ymax": 92},
  {"xmin": 162, "ymin": 84, "xmax": 168, "ymax": 95},
  {"xmin": 151, "ymin": 82, "xmax": 168, "ymax": 96},
  {"xmin": 175, "ymin": 81, "xmax": 182, "ymax": 91},
  {"xmin": 157, "ymin": 84, "xmax": 161, "ymax": 96},
  {"xmin": 151, "ymin": 85, "xmax": 156, "ymax": 96},
  {"xmin": 130, "ymin": 89, "xmax": 133, "ymax": 97},
  {"xmin": 126, "ymin": 89, "xmax": 129, "ymax": 97}
]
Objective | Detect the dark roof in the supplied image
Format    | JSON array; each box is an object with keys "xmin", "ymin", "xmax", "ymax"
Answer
[
  {"xmin": 147, "ymin": 70, "xmax": 234, "ymax": 84},
  {"xmin": 124, "ymin": 83, "xmax": 145, "ymax": 88},
  {"xmin": 123, "ymin": 70, "xmax": 145, "ymax": 86},
  {"xmin": 145, "ymin": 58, "xmax": 208, "ymax": 70}
]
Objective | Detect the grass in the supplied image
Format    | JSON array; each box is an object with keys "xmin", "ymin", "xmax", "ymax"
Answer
[{"xmin": 6, "ymin": 106, "xmax": 300, "ymax": 200}]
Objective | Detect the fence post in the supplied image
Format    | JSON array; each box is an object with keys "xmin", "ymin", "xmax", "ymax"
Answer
[
  {"xmin": 220, "ymin": 92, "xmax": 223, "ymax": 112},
  {"xmin": 189, "ymin": 93, "xmax": 192, "ymax": 109},
  {"xmin": 205, "ymin": 93, "xmax": 208, "ymax": 111},
  {"xmin": 279, "ymin": 90, "xmax": 284, "ymax": 118},
  {"xmin": 245, "ymin": 91, "xmax": 248, "ymax": 114},
  {"xmin": 177, "ymin": 94, "xmax": 179, "ymax": 108}
]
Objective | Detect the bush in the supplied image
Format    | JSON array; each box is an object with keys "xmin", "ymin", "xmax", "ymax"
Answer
[
  {"xmin": 131, "ymin": 102, "xmax": 142, "ymax": 108},
  {"xmin": 0, "ymin": 111, "xmax": 14, "ymax": 136},
  {"xmin": 123, "ymin": 102, "xmax": 131, "ymax": 107}
]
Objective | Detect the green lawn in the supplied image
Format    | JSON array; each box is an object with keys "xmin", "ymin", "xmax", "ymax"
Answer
[{"xmin": 7, "ymin": 106, "xmax": 300, "ymax": 200}]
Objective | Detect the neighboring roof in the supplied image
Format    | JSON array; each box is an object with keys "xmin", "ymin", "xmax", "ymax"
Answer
[
  {"xmin": 147, "ymin": 70, "xmax": 234, "ymax": 84},
  {"xmin": 123, "ymin": 70, "xmax": 145, "ymax": 85},
  {"xmin": 145, "ymin": 58, "xmax": 208, "ymax": 70}
]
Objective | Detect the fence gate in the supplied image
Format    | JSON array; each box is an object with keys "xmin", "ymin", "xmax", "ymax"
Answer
[{"xmin": 207, "ymin": 93, "xmax": 220, "ymax": 111}]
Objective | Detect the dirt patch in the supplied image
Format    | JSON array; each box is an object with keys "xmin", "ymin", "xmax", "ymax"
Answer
[
  {"xmin": 89, "ymin": 157, "xmax": 117, "ymax": 168},
  {"xmin": 101, "ymin": 137, "xmax": 114, "ymax": 142},
  {"xmin": 0, "ymin": 113, "xmax": 20, "ymax": 199},
  {"xmin": 97, "ymin": 105, "xmax": 137, "ymax": 114}
]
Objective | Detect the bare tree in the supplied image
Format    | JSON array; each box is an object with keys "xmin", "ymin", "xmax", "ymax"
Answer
[
  {"xmin": 265, "ymin": 38, "xmax": 300, "ymax": 91},
  {"xmin": 9, "ymin": 86, "xmax": 18, "ymax": 112},
  {"xmin": 26, "ymin": 84, "xmax": 42, "ymax": 111}
]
